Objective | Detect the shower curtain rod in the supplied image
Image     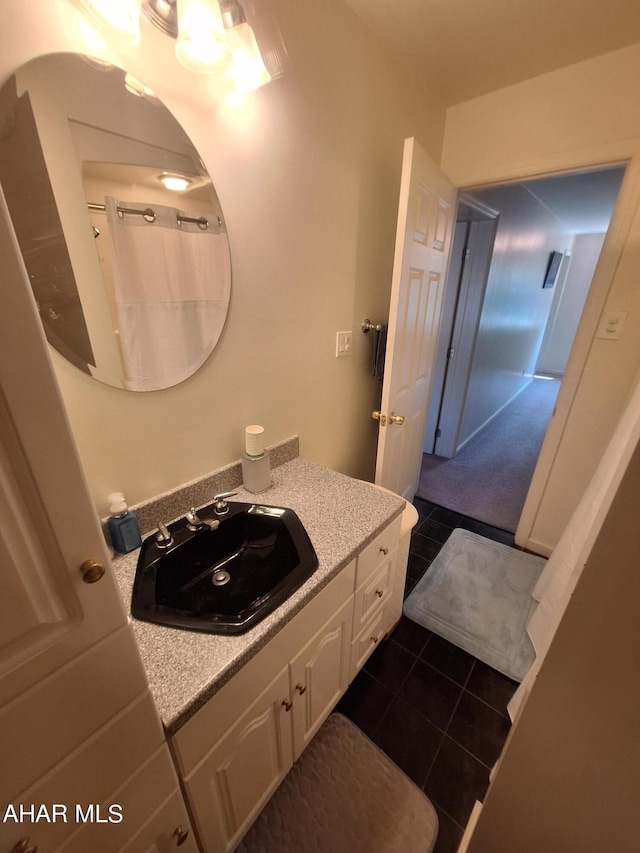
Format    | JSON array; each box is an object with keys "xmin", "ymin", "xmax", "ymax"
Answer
[{"xmin": 87, "ymin": 202, "xmax": 210, "ymax": 230}]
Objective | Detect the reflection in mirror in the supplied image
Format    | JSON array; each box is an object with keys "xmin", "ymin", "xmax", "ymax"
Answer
[{"xmin": 0, "ymin": 54, "xmax": 231, "ymax": 391}]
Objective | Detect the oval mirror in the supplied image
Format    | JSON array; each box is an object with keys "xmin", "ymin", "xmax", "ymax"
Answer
[{"xmin": 0, "ymin": 53, "xmax": 231, "ymax": 391}]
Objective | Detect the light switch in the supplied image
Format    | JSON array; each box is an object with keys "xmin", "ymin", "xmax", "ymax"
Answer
[
  {"xmin": 336, "ymin": 330, "xmax": 352, "ymax": 357},
  {"xmin": 597, "ymin": 311, "xmax": 628, "ymax": 340}
]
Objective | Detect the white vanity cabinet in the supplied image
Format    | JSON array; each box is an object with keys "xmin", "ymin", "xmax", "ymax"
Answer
[
  {"xmin": 288, "ymin": 595, "xmax": 353, "ymax": 760},
  {"xmin": 181, "ymin": 597, "xmax": 354, "ymax": 853},
  {"xmin": 350, "ymin": 516, "xmax": 402, "ymax": 680},
  {"xmin": 181, "ymin": 667, "xmax": 294, "ymax": 853},
  {"xmin": 171, "ymin": 563, "xmax": 355, "ymax": 853},
  {"xmin": 171, "ymin": 511, "xmax": 407, "ymax": 853}
]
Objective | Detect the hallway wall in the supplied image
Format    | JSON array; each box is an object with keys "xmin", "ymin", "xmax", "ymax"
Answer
[
  {"xmin": 458, "ymin": 184, "xmax": 571, "ymax": 449},
  {"xmin": 536, "ymin": 233, "xmax": 605, "ymax": 376}
]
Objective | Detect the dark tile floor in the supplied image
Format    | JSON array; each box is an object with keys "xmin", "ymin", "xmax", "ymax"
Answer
[{"xmin": 337, "ymin": 497, "xmax": 519, "ymax": 853}]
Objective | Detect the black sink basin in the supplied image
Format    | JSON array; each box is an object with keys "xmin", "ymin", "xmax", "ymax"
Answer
[{"xmin": 131, "ymin": 502, "xmax": 318, "ymax": 634}]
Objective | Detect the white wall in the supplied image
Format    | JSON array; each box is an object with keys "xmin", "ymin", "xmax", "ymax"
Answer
[
  {"xmin": 442, "ymin": 43, "xmax": 640, "ymax": 552},
  {"xmin": 467, "ymin": 434, "xmax": 640, "ymax": 853},
  {"xmin": 536, "ymin": 233, "xmax": 604, "ymax": 376},
  {"xmin": 457, "ymin": 183, "xmax": 571, "ymax": 448},
  {"xmin": 0, "ymin": 0, "xmax": 446, "ymax": 515}
]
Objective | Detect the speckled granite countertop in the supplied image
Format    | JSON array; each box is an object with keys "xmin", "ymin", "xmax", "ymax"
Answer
[{"xmin": 112, "ymin": 456, "xmax": 404, "ymax": 735}]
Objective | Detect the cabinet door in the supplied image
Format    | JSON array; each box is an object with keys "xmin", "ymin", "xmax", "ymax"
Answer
[
  {"xmin": 289, "ymin": 596, "xmax": 353, "ymax": 760},
  {"xmin": 183, "ymin": 666, "xmax": 293, "ymax": 853}
]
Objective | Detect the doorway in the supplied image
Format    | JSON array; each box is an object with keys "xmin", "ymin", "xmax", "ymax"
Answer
[{"xmin": 416, "ymin": 165, "xmax": 626, "ymax": 533}]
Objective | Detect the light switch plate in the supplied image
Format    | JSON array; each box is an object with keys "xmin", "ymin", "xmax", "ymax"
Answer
[
  {"xmin": 336, "ymin": 330, "xmax": 352, "ymax": 357},
  {"xmin": 597, "ymin": 311, "xmax": 628, "ymax": 340}
]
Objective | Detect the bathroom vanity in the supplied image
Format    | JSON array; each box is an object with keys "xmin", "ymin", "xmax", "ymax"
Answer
[{"xmin": 113, "ymin": 451, "xmax": 411, "ymax": 853}]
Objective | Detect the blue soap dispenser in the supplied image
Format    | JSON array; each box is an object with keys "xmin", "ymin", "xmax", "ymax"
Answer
[{"xmin": 107, "ymin": 492, "xmax": 142, "ymax": 554}]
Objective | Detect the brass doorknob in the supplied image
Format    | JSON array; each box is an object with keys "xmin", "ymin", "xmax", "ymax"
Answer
[
  {"xmin": 173, "ymin": 825, "xmax": 190, "ymax": 846},
  {"xmin": 80, "ymin": 559, "xmax": 106, "ymax": 584},
  {"xmin": 11, "ymin": 838, "xmax": 37, "ymax": 853},
  {"xmin": 371, "ymin": 410, "xmax": 387, "ymax": 425},
  {"xmin": 389, "ymin": 412, "xmax": 405, "ymax": 425}
]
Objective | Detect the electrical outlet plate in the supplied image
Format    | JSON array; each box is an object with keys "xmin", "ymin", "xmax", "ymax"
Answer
[
  {"xmin": 336, "ymin": 330, "xmax": 352, "ymax": 357},
  {"xmin": 597, "ymin": 311, "xmax": 628, "ymax": 340}
]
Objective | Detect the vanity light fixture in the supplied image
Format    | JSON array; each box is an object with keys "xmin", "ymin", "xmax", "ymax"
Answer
[
  {"xmin": 75, "ymin": 0, "xmax": 280, "ymax": 92},
  {"xmin": 158, "ymin": 173, "xmax": 192, "ymax": 191},
  {"xmin": 77, "ymin": 0, "xmax": 143, "ymax": 44},
  {"xmin": 174, "ymin": 0, "xmax": 232, "ymax": 74},
  {"xmin": 221, "ymin": 0, "xmax": 271, "ymax": 92},
  {"xmin": 77, "ymin": 0, "xmax": 275, "ymax": 91}
]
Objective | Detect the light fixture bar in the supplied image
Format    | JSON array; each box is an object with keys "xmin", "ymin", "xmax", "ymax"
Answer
[{"xmin": 141, "ymin": 0, "xmax": 178, "ymax": 36}]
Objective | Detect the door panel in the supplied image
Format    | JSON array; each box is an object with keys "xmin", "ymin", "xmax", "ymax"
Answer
[{"xmin": 375, "ymin": 138, "xmax": 456, "ymax": 498}]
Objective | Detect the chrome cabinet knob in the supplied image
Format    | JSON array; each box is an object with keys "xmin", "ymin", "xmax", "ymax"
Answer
[
  {"xmin": 282, "ymin": 698, "xmax": 293, "ymax": 711},
  {"xmin": 295, "ymin": 683, "xmax": 307, "ymax": 695},
  {"xmin": 80, "ymin": 559, "xmax": 105, "ymax": 584}
]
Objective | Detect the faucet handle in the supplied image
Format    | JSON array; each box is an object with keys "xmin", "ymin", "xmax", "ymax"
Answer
[
  {"xmin": 185, "ymin": 508, "xmax": 201, "ymax": 530},
  {"xmin": 212, "ymin": 491, "xmax": 237, "ymax": 516},
  {"xmin": 186, "ymin": 507, "xmax": 220, "ymax": 531},
  {"xmin": 155, "ymin": 521, "xmax": 174, "ymax": 548}
]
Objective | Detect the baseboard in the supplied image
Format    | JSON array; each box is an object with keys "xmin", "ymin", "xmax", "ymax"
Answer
[
  {"xmin": 522, "ymin": 536, "xmax": 553, "ymax": 557},
  {"xmin": 457, "ymin": 800, "xmax": 483, "ymax": 852}
]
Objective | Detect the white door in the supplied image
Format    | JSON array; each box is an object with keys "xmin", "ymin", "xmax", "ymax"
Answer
[
  {"xmin": 0, "ymin": 189, "xmax": 128, "ymax": 709},
  {"xmin": 374, "ymin": 137, "xmax": 457, "ymax": 498},
  {"xmin": 0, "ymin": 189, "xmax": 188, "ymax": 853}
]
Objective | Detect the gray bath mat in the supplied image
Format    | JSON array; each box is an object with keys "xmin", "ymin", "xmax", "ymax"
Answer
[
  {"xmin": 404, "ymin": 528, "xmax": 546, "ymax": 681},
  {"xmin": 236, "ymin": 714, "xmax": 438, "ymax": 853}
]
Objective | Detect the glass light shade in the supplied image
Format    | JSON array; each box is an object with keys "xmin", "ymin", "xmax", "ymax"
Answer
[
  {"xmin": 227, "ymin": 22, "xmax": 271, "ymax": 92},
  {"xmin": 158, "ymin": 174, "xmax": 191, "ymax": 191},
  {"xmin": 78, "ymin": 0, "xmax": 142, "ymax": 44},
  {"xmin": 175, "ymin": 0, "xmax": 232, "ymax": 74}
]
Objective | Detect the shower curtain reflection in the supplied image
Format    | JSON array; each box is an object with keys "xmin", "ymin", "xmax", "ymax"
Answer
[{"xmin": 105, "ymin": 197, "xmax": 231, "ymax": 391}]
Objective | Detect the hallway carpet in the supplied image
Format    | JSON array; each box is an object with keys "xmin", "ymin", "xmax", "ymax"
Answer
[{"xmin": 417, "ymin": 378, "xmax": 560, "ymax": 532}]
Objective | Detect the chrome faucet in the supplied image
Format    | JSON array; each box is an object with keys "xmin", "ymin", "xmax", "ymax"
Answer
[
  {"xmin": 155, "ymin": 522, "xmax": 174, "ymax": 549},
  {"xmin": 185, "ymin": 507, "xmax": 220, "ymax": 531},
  {"xmin": 212, "ymin": 491, "xmax": 237, "ymax": 516}
]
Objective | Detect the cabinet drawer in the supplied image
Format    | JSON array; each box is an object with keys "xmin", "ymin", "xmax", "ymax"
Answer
[
  {"xmin": 355, "ymin": 516, "xmax": 402, "ymax": 588},
  {"xmin": 350, "ymin": 608, "xmax": 386, "ymax": 681},
  {"xmin": 353, "ymin": 555, "xmax": 393, "ymax": 632}
]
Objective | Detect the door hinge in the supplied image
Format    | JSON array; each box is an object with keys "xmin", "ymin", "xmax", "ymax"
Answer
[
  {"xmin": 447, "ymin": 347, "xmax": 455, "ymax": 359},
  {"xmin": 435, "ymin": 428, "xmax": 442, "ymax": 438},
  {"xmin": 463, "ymin": 248, "xmax": 471, "ymax": 260}
]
